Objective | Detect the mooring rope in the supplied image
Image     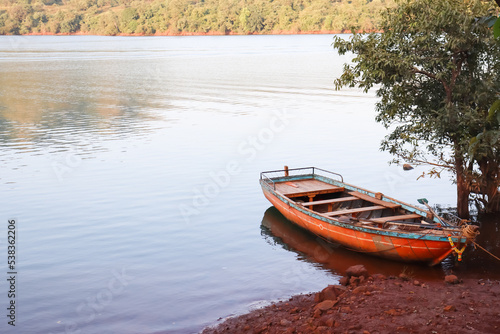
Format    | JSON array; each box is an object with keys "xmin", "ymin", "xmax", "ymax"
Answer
[
  {"xmin": 471, "ymin": 241, "xmax": 500, "ymax": 262},
  {"xmin": 457, "ymin": 224, "xmax": 500, "ymax": 262},
  {"xmin": 341, "ymin": 219, "xmax": 498, "ymax": 264},
  {"xmin": 461, "ymin": 224, "xmax": 480, "ymax": 241},
  {"xmin": 446, "ymin": 224, "xmax": 480, "ymax": 261}
]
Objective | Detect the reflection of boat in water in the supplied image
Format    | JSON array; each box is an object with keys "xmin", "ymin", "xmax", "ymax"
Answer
[
  {"xmin": 260, "ymin": 167, "xmax": 477, "ymax": 266},
  {"xmin": 261, "ymin": 206, "xmax": 447, "ymax": 279}
]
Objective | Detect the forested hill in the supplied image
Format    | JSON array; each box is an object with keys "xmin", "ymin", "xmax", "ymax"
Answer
[{"xmin": 0, "ymin": 0, "xmax": 394, "ymax": 36}]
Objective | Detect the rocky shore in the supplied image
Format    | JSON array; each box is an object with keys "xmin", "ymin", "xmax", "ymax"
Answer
[{"xmin": 202, "ymin": 265, "xmax": 500, "ymax": 334}]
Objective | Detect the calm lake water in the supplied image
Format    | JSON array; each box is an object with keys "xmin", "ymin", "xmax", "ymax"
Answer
[{"xmin": 1, "ymin": 34, "xmax": 499, "ymax": 334}]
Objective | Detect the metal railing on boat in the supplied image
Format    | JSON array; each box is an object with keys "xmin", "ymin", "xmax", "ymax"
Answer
[{"xmin": 260, "ymin": 166, "xmax": 344, "ymax": 190}]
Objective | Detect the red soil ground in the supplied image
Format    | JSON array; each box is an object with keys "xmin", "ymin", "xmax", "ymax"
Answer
[{"xmin": 201, "ymin": 267, "xmax": 500, "ymax": 334}]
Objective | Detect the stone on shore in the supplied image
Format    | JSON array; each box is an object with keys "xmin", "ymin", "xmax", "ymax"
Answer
[
  {"xmin": 314, "ymin": 285, "xmax": 343, "ymax": 302},
  {"xmin": 445, "ymin": 274, "xmax": 460, "ymax": 284},
  {"xmin": 346, "ymin": 264, "xmax": 369, "ymax": 279}
]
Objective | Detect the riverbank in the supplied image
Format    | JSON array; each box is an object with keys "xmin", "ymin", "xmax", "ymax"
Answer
[
  {"xmin": 17, "ymin": 29, "xmax": 369, "ymax": 37},
  {"xmin": 0, "ymin": 0, "xmax": 389, "ymax": 37},
  {"xmin": 202, "ymin": 265, "xmax": 500, "ymax": 334}
]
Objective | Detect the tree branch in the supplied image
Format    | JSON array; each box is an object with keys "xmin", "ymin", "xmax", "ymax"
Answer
[
  {"xmin": 403, "ymin": 157, "xmax": 455, "ymax": 170},
  {"xmin": 449, "ymin": 53, "xmax": 465, "ymax": 91},
  {"xmin": 411, "ymin": 67, "xmax": 437, "ymax": 80},
  {"xmin": 411, "ymin": 67, "xmax": 449, "ymax": 92}
]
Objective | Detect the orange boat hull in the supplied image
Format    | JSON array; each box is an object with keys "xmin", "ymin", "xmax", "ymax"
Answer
[{"xmin": 262, "ymin": 188, "xmax": 458, "ymax": 266}]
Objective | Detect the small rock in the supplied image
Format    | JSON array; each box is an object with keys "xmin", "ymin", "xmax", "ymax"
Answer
[
  {"xmin": 340, "ymin": 306, "xmax": 352, "ymax": 313},
  {"xmin": 313, "ymin": 308, "xmax": 322, "ymax": 318},
  {"xmin": 399, "ymin": 273, "xmax": 410, "ymax": 281},
  {"xmin": 403, "ymin": 163, "xmax": 414, "ymax": 171},
  {"xmin": 316, "ymin": 285, "xmax": 342, "ymax": 302},
  {"xmin": 413, "ymin": 280, "xmax": 421, "ymax": 286},
  {"xmin": 339, "ymin": 276, "xmax": 349, "ymax": 286},
  {"xmin": 346, "ymin": 265, "xmax": 369, "ymax": 278},
  {"xmin": 444, "ymin": 305, "xmax": 456, "ymax": 312},
  {"xmin": 350, "ymin": 276, "xmax": 361, "ymax": 286},
  {"xmin": 315, "ymin": 300, "xmax": 336, "ymax": 311},
  {"xmin": 325, "ymin": 317, "xmax": 335, "ymax": 327},
  {"xmin": 385, "ymin": 309, "xmax": 401, "ymax": 316},
  {"xmin": 352, "ymin": 286, "xmax": 371, "ymax": 294},
  {"xmin": 372, "ymin": 274, "xmax": 387, "ymax": 281},
  {"xmin": 445, "ymin": 275, "xmax": 460, "ymax": 284},
  {"xmin": 257, "ymin": 326, "xmax": 268, "ymax": 334},
  {"xmin": 289, "ymin": 307, "xmax": 299, "ymax": 314},
  {"xmin": 280, "ymin": 319, "xmax": 291, "ymax": 326}
]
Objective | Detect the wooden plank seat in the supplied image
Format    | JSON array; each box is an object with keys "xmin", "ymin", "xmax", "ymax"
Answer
[
  {"xmin": 349, "ymin": 191, "xmax": 401, "ymax": 209},
  {"xmin": 369, "ymin": 214, "xmax": 422, "ymax": 223},
  {"xmin": 301, "ymin": 196, "xmax": 358, "ymax": 207},
  {"xmin": 324, "ymin": 205, "xmax": 386, "ymax": 217},
  {"xmin": 275, "ymin": 179, "xmax": 345, "ymax": 198},
  {"xmin": 285, "ymin": 186, "xmax": 345, "ymax": 198}
]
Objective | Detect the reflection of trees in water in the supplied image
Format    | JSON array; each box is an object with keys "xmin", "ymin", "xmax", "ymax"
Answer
[{"xmin": 0, "ymin": 60, "xmax": 165, "ymax": 155}]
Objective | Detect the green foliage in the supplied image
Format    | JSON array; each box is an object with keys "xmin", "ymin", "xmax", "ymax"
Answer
[
  {"xmin": 494, "ymin": 16, "xmax": 500, "ymax": 39},
  {"xmin": 333, "ymin": 0, "xmax": 500, "ymax": 216},
  {"xmin": 0, "ymin": 0, "xmax": 393, "ymax": 35},
  {"xmin": 120, "ymin": 7, "xmax": 138, "ymax": 33}
]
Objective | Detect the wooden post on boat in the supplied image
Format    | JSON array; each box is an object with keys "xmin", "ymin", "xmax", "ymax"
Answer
[{"xmin": 284, "ymin": 165, "xmax": 289, "ymax": 177}]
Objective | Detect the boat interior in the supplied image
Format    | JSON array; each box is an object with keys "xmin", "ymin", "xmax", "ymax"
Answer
[{"xmin": 274, "ymin": 178, "xmax": 437, "ymax": 229}]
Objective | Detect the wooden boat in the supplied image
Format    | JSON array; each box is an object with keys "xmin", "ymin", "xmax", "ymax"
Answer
[{"xmin": 260, "ymin": 167, "xmax": 477, "ymax": 266}]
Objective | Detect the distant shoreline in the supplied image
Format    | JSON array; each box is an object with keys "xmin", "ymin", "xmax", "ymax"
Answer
[
  {"xmin": 0, "ymin": 0, "xmax": 390, "ymax": 38},
  {"xmin": 14, "ymin": 29, "xmax": 379, "ymax": 37}
]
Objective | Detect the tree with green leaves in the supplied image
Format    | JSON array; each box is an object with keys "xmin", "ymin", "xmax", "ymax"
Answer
[{"xmin": 333, "ymin": 0, "xmax": 500, "ymax": 219}]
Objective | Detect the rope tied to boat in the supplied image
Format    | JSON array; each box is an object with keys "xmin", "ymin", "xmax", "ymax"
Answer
[
  {"xmin": 471, "ymin": 241, "xmax": 500, "ymax": 262},
  {"xmin": 461, "ymin": 224, "xmax": 480, "ymax": 242},
  {"xmin": 461, "ymin": 224, "xmax": 500, "ymax": 263},
  {"xmin": 447, "ymin": 224, "xmax": 480, "ymax": 261}
]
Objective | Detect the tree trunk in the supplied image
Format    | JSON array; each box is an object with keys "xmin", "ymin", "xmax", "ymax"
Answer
[
  {"xmin": 486, "ymin": 194, "xmax": 500, "ymax": 212},
  {"xmin": 455, "ymin": 155, "xmax": 470, "ymax": 219},
  {"xmin": 478, "ymin": 157, "xmax": 500, "ymax": 213}
]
